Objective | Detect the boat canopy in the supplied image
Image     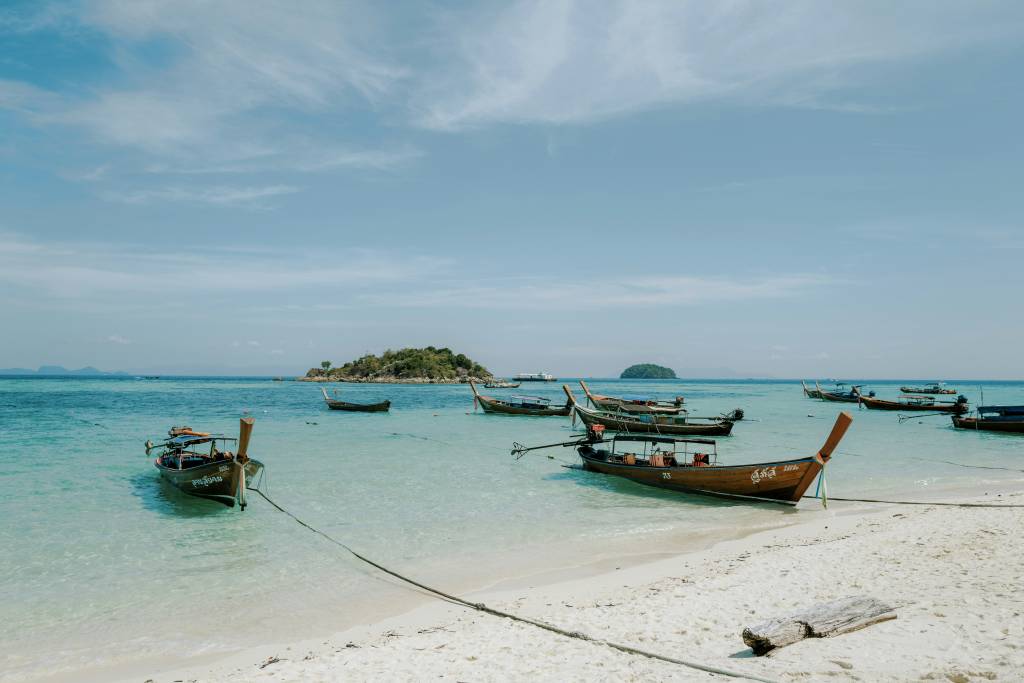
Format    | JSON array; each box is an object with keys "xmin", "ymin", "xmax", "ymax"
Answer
[
  {"xmin": 979, "ymin": 405, "xmax": 1024, "ymax": 416},
  {"xmin": 165, "ymin": 434, "xmax": 233, "ymax": 448},
  {"xmin": 611, "ymin": 434, "xmax": 717, "ymax": 446}
]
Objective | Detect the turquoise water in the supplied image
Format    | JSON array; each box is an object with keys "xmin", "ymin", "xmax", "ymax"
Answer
[{"xmin": 1, "ymin": 377, "xmax": 1022, "ymax": 681}]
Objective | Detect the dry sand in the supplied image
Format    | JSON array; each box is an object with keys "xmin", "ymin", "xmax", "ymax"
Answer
[{"xmin": 138, "ymin": 490, "xmax": 1024, "ymax": 683}]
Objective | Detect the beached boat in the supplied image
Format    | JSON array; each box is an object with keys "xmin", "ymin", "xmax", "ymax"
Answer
[
  {"xmin": 801, "ymin": 380, "xmax": 823, "ymax": 399},
  {"xmin": 579, "ymin": 380, "xmax": 684, "ymax": 415},
  {"xmin": 321, "ymin": 387, "xmax": 391, "ymax": 412},
  {"xmin": 484, "ymin": 379, "xmax": 521, "ymax": 389},
  {"xmin": 854, "ymin": 387, "xmax": 968, "ymax": 414},
  {"xmin": 565, "ymin": 386, "xmax": 734, "ymax": 436},
  {"xmin": 470, "ymin": 380, "xmax": 570, "ymax": 416},
  {"xmin": 816, "ymin": 381, "xmax": 864, "ymax": 403},
  {"xmin": 900, "ymin": 382, "xmax": 956, "ymax": 395},
  {"xmin": 513, "ymin": 413, "xmax": 852, "ymax": 505},
  {"xmin": 952, "ymin": 405, "xmax": 1024, "ymax": 433},
  {"xmin": 514, "ymin": 372, "xmax": 557, "ymax": 382},
  {"xmin": 146, "ymin": 419, "xmax": 263, "ymax": 509}
]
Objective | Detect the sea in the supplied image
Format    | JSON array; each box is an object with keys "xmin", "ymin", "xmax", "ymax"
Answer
[{"xmin": 1, "ymin": 377, "xmax": 1021, "ymax": 681}]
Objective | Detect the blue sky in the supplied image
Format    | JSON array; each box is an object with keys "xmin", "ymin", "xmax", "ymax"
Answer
[{"xmin": 1, "ymin": 1, "xmax": 1022, "ymax": 377}]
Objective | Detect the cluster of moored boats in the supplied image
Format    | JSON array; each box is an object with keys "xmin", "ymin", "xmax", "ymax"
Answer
[
  {"xmin": 801, "ymin": 380, "xmax": 1023, "ymax": 432},
  {"xmin": 145, "ymin": 377, "xmax": 1021, "ymax": 511}
]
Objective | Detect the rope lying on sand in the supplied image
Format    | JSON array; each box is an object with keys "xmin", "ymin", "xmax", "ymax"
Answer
[
  {"xmin": 247, "ymin": 486, "xmax": 778, "ymax": 683},
  {"xmin": 808, "ymin": 495, "xmax": 1024, "ymax": 508}
]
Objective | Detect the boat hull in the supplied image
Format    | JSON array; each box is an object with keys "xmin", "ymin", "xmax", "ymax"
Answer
[
  {"xmin": 575, "ymin": 406, "xmax": 733, "ymax": 436},
  {"xmin": 819, "ymin": 392, "xmax": 859, "ymax": 403},
  {"xmin": 859, "ymin": 395, "xmax": 967, "ymax": 413},
  {"xmin": 155, "ymin": 458, "xmax": 264, "ymax": 507},
  {"xmin": 478, "ymin": 395, "xmax": 571, "ymax": 416},
  {"xmin": 952, "ymin": 417, "xmax": 1024, "ymax": 433},
  {"xmin": 578, "ymin": 449, "xmax": 821, "ymax": 505},
  {"xmin": 325, "ymin": 399, "xmax": 391, "ymax": 412}
]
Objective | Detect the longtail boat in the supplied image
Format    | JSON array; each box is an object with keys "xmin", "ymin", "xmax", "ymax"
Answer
[
  {"xmin": 321, "ymin": 387, "xmax": 391, "ymax": 412},
  {"xmin": 579, "ymin": 380, "xmax": 684, "ymax": 415},
  {"xmin": 801, "ymin": 380, "xmax": 823, "ymax": 399},
  {"xmin": 513, "ymin": 412, "xmax": 853, "ymax": 505},
  {"xmin": 564, "ymin": 386, "xmax": 734, "ymax": 436},
  {"xmin": 854, "ymin": 387, "xmax": 968, "ymax": 414},
  {"xmin": 146, "ymin": 419, "xmax": 263, "ymax": 509},
  {"xmin": 952, "ymin": 405, "xmax": 1024, "ymax": 433},
  {"xmin": 816, "ymin": 381, "xmax": 864, "ymax": 403},
  {"xmin": 484, "ymin": 379, "xmax": 521, "ymax": 389},
  {"xmin": 900, "ymin": 382, "xmax": 956, "ymax": 395},
  {"xmin": 470, "ymin": 380, "xmax": 571, "ymax": 416}
]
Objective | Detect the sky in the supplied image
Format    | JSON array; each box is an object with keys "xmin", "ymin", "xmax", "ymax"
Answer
[{"xmin": 1, "ymin": 0, "xmax": 1023, "ymax": 378}]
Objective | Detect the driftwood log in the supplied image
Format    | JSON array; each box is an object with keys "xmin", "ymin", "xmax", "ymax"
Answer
[{"xmin": 742, "ymin": 596, "xmax": 896, "ymax": 655}]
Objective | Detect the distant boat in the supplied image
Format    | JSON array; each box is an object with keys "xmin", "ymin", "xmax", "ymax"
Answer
[
  {"xmin": 321, "ymin": 387, "xmax": 391, "ymax": 412},
  {"xmin": 145, "ymin": 419, "xmax": 263, "ymax": 509},
  {"xmin": 565, "ymin": 386, "xmax": 734, "ymax": 436},
  {"xmin": 514, "ymin": 372, "xmax": 556, "ymax": 382},
  {"xmin": 484, "ymin": 379, "xmax": 521, "ymax": 389},
  {"xmin": 952, "ymin": 405, "xmax": 1024, "ymax": 433},
  {"xmin": 900, "ymin": 382, "xmax": 956, "ymax": 395},
  {"xmin": 514, "ymin": 412, "xmax": 853, "ymax": 506},
  {"xmin": 579, "ymin": 380, "xmax": 684, "ymax": 415},
  {"xmin": 470, "ymin": 380, "xmax": 570, "ymax": 416},
  {"xmin": 801, "ymin": 380, "xmax": 823, "ymax": 399},
  {"xmin": 816, "ymin": 381, "xmax": 864, "ymax": 403},
  {"xmin": 854, "ymin": 387, "xmax": 968, "ymax": 414}
]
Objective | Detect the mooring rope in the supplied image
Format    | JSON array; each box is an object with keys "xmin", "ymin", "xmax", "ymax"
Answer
[
  {"xmin": 247, "ymin": 486, "xmax": 778, "ymax": 683},
  {"xmin": 807, "ymin": 495, "xmax": 1024, "ymax": 508}
]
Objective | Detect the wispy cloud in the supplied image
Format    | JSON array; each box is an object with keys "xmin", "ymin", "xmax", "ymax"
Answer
[
  {"xmin": 415, "ymin": 0, "xmax": 1022, "ymax": 130},
  {"xmin": 357, "ymin": 274, "xmax": 829, "ymax": 310},
  {"xmin": 103, "ymin": 184, "xmax": 299, "ymax": 208},
  {"xmin": 107, "ymin": 334, "xmax": 131, "ymax": 345}
]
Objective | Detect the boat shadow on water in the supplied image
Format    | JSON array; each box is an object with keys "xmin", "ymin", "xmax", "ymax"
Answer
[
  {"xmin": 544, "ymin": 467, "xmax": 802, "ymax": 513},
  {"xmin": 128, "ymin": 471, "xmax": 239, "ymax": 517}
]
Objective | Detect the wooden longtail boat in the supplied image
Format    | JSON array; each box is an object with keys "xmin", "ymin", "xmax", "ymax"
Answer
[
  {"xmin": 484, "ymin": 380, "xmax": 521, "ymax": 389},
  {"xmin": 321, "ymin": 387, "xmax": 391, "ymax": 412},
  {"xmin": 816, "ymin": 381, "xmax": 864, "ymax": 403},
  {"xmin": 952, "ymin": 405, "xmax": 1024, "ymax": 433},
  {"xmin": 900, "ymin": 383, "xmax": 956, "ymax": 395},
  {"xmin": 801, "ymin": 380, "xmax": 823, "ymax": 399},
  {"xmin": 513, "ymin": 412, "xmax": 853, "ymax": 505},
  {"xmin": 146, "ymin": 419, "xmax": 263, "ymax": 509},
  {"xmin": 854, "ymin": 387, "xmax": 968, "ymax": 414},
  {"xmin": 579, "ymin": 380, "xmax": 684, "ymax": 415},
  {"xmin": 470, "ymin": 380, "xmax": 571, "ymax": 416},
  {"xmin": 565, "ymin": 386, "xmax": 734, "ymax": 436}
]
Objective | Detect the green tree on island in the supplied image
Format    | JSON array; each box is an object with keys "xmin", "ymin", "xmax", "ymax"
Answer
[
  {"xmin": 321, "ymin": 360, "xmax": 332, "ymax": 374},
  {"xmin": 620, "ymin": 363, "xmax": 677, "ymax": 379}
]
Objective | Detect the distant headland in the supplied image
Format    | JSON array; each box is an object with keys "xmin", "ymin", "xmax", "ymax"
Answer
[
  {"xmin": 0, "ymin": 365, "xmax": 128, "ymax": 376},
  {"xmin": 301, "ymin": 347, "xmax": 493, "ymax": 383},
  {"xmin": 620, "ymin": 363, "xmax": 677, "ymax": 379}
]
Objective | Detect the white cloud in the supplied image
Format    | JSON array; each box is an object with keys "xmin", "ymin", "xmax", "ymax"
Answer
[
  {"xmin": 357, "ymin": 274, "xmax": 829, "ymax": 310},
  {"xmin": 415, "ymin": 0, "xmax": 1022, "ymax": 130},
  {"xmin": 103, "ymin": 184, "xmax": 299, "ymax": 208}
]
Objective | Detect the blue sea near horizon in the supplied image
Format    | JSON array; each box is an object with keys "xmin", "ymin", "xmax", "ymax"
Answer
[{"xmin": 1, "ymin": 376, "xmax": 1022, "ymax": 682}]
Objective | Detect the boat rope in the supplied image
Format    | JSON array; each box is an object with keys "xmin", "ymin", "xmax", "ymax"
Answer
[
  {"xmin": 807, "ymin": 495, "xmax": 1024, "ymax": 508},
  {"xmin": 246, "ymin": 486, "xmax": 778, "ymax": 683}
]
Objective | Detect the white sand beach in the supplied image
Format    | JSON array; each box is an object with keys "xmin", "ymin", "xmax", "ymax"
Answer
[{"xmin": 140, "ymin": 490, "xmax": 1024, "ymax": 683}]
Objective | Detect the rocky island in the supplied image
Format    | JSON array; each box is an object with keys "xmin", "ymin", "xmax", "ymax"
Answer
[
  {"xmin": 301, "ymin": 347, "xmax": 492, "ymax": 383},
  {"xmin": 620, "ymin": 363, "xmax": 677, "ymax": 379}
]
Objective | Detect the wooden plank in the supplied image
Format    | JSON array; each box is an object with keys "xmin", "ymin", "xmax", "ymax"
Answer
[{"xmin": 742, "ymin": 596, "xmax": 896, "ymax": 655}]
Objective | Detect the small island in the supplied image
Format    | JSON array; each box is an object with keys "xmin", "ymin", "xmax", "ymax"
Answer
[
  {"xmin": 620, "ymin": 363, "xmax": 677, "ymax": 379},
  {"xmin": 301, "ymin": 347, "xmax": 492, "ymax": 383}
]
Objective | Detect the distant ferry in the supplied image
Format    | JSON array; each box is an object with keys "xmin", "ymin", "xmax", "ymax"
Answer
[{"xmin": 514, "ymin": 372, "xmax": 557, "ymax": 382}]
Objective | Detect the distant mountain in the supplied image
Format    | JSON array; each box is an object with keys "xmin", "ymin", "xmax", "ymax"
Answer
[{"xmin": 0, "ymin": 365, "xmax": 128, "ymax": 376}]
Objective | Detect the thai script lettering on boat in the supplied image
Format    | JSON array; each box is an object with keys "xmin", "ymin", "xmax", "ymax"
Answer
[
  {"xmin": 750, "ymin": 466, "xmax": 777, "ymax": 485},
  {"xmin": 192, "ymin": 475, "xmax": 224, "ymax": 488}
]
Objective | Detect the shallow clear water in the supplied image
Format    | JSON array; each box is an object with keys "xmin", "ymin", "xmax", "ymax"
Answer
[{"xmin": 1, "ymin": 377, "xmax": 1021, "ymax": 681}]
